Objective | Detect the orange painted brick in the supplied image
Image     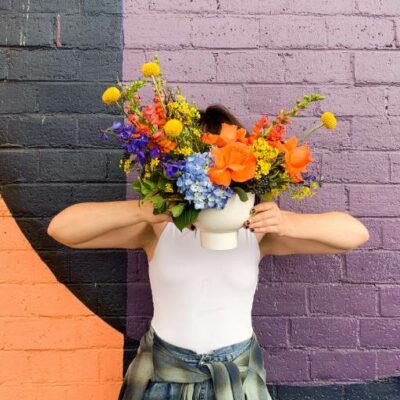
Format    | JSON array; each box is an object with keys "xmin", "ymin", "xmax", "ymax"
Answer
[
  {"xmin": 0, "ymin": 250, "xmax": 55, "ymax": 284},
  {"xmin": 60, "ymin": 350, "xmax": 99, "ymax": 382},
  {"xmin": 98, "ymin": 349, "xmax": 124, "ymax": 381},
  {"xmin": 29, "ymin": 350, "xmax": 62, "ymax": 383},
  {"xmin": 0, "ymin": 351, "xmax": 31, "ymax": 383},
  {"xmin": 0, "ymin": 218, "xmax": 31, "ymax": 250}
]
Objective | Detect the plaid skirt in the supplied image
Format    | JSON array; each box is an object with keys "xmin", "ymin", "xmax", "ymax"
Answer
[{"xmin": 118, "ymin": 324, "xmax": 273, "ymax": 400}]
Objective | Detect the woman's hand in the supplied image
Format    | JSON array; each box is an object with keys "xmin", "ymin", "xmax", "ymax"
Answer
[
  {"xmin": 138, "ymin": 199, "xmax": 173, "ymax": 224},
  {"xmin": 243, "ymin": 201, "xmax": 293, "ymax": 236}
]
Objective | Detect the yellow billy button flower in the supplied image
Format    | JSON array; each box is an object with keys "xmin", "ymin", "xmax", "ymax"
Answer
[
  {"xmin": 141, "ymin": 61, "xmax": 161, "ymax": 77},
  {"xmin": 164, "ymin": 119, "xmax": 183, "ymax": 137},
  {"xmin": 320, "ymin": 112, "xmax": 337, "ymax": 130},
  {"xmin": 102, "ymin": 86, "xmax": 121, "ymax": 105}
]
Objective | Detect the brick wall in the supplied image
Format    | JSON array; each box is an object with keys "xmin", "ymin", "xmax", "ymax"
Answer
[
  {"xmin": 124, "ymin": 0, "xmax": 400, "ymax": 392},
  {"xmin": 1, "ymin": 0, "xmax": 400, "ymax": 399}
]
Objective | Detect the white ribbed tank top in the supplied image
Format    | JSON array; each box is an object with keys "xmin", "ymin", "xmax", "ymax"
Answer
[{"xmin": 148, "ymin": 221, "xmax": 261, "ymax": 354}]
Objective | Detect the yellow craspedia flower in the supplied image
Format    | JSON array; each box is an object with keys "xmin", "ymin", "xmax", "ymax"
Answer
[
  {"xmin": 102, "ymin": 86, "xmax": 121, "ymax": 105},
  {"xmin": 141, "ymin": 61, "xmax": 161, "ymax": 77},
  {"xmin": 164, "ymin": 119, "xmax": 183, "ymax": 137},
  {"xmin": 321, "ymin": 112, "xmax": 337, "ymax": 130}
]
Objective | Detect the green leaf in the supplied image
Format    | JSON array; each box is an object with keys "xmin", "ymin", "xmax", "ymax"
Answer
[
  {"xmin": 172, "ymin": 205, "xmax": 200, "ymax": 231},
  {"xmin": 170, "ymin": 202, "xmax": 185, "ymax": 218},
  {"xmin": 150, "ymin": 194, "xmax": 165, "ymax": 210},
  {"xmin": 131, "ymin": 180, "xmax": 142, "ymax": 194},
  {"xmin": 232, "ymin": 186, "xmax": 249, "ymax": 202}
]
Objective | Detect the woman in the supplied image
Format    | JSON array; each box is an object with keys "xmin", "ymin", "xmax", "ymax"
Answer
[{"xmin": 47, "ymin": 105, "xmax": 370, "ymax": 400}]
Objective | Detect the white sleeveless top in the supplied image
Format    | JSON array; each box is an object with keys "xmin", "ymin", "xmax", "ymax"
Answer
[{"xmin": 148, "ymin": 222, "xmax": 261, "ymax": 354}]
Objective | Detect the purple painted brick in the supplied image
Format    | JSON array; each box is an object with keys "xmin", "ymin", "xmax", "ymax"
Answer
[
  {"xmin": 126, "ymin": 316, "xmax": 150, "ymax": 340},
  {"xmin": 358, "ymin": 218, "xmax": 382, "ymax": 250},
  {"xmin": 219, "ymin": 0, "xmax": 290, "ymax": 14},
  {"xmin": 380, "ymin": 287, "xmax": 400, "ymax": 317},
  {"xmin": 264, "ymin": 349, "xmax": 309, "ymax": 382},
  {"xmin": 123, "ymin": 0, "xmax": 149, "ymax": 13},
  {"xmin": 286, "ymin": 117, "xmax": 351, "ymax": 151},
  {"xmin": 309, "ymin": 285, "xmax": 377, "ymax": 316},
  {"xmin": 216, "ymin": 51, "xmax": 285, "ymax": 83},
  {"xmin": 273, "ymin": 254, "xmax": 341, "ymax": 283},
  {"xmin": 127, "ymin": 250, "xmax": 149, "ymax": 283},
  {"xmin": 279, "ymin": 184, "xmax": 347, "ymax": 213},
  {"xmin": 358, "ymin": 0, "xmax": 400, "ymax": 15},
  {"xmin": 253, "ymin": 284, "xmax": 306, "ymax": 316},
  {"xmin": 258, "ymin": 256, "xmax": 274, "ymax": 283},
  {"xmin": 355, "ymin": 52, "xmax": 400, "ymax": 83},
  {"xmin": 127, "ymin": 282, "xmax": 153, "ymax": 316},
  {"xmin": 388, "ymin": 87, "xmax": 400, "ymax": 116},
  {"xmin": 377, "ymin": 351, "xmax": 400, "ymax": 378},
  {"xmin": 149, "ymin": 0, "xmax": 217, "ymax": 12},
  {"xmin": 146, "ymin": 50, "xmax": 216, "ymax": 82},
  {"xmin": 260, "ymin": 16, "xmax": 327, "ymax": 49},
  {"xmin": 360, "ymin": 318, "xmax": 400, "ymax": 348},
  {"xmin": 284, "ymin": 51, "xmax": 352, "ymax": 84},
  {"xmin": 246, "ymin": 84, "xmax": 321, "ymax": 116},
  {"xmin": 346, "ymin": 251, "xmax": 400, "ymax": 283},
  {"xmin": 178, "ymin": 83, "xmax": 247, "ymax": 115},
  {"xmin": 318, "ymin": 87, "xmax": 385, "ymax": 116},
  {"xmin": 192, "ymin": 17, "xmax": 259, "ymax": 48},
  {"xmin": 253, "ymin": 316, "xmax": 288, "ymax": 348},
  {"xmin": 291, "ymin": 317, "xmax": 357, "ymax": 348},
  {"xmin": 327, "ymin": 17, "xmax": 395, "ymax": 49},
  {"xmin": 348, "ymin": 185, "xmax": 400, "ymax": 217},
  {"xmin": 382, "ymin": 219, "xmax": 400, "ymax": 250},
  {"xmin": 391, "ymin": 153, "xmax": 400, "ymax": 183},
  {"xmin": 219, "ymin": 0, "xmax": 356, "ymax": 15},
  {"xmin": 286, "ymin": 0, "xmax": 357, "ymax": 14},
  {"xmin": 321, "ymin": 152, "xmax": 389, "ymax": 183},
  {"xmin": 124, "ymin": 15, "xmax": 192, "ymax": 48},
  {"xmin": 310, "ymin": 351, "xmax": 376, "ymax": 380}
]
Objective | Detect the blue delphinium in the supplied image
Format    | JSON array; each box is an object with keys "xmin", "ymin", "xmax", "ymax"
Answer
[{"xmin": 176, "ymin": 152, "xmax": 234, "ymax": 210}]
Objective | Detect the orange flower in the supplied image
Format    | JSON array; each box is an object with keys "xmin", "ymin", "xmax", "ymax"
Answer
[
  {"xmin": 208, "ymin": 141, "xmax": 257, "ymax": 186},
  {"xmin": 252, "ymin": 115, "xmax": 270, "ymax": 135},
  {"xmin": 275, "ymin": 136, "xmax": 312, "ymax": 182},
  {"xmin": 201, "ymin": 123, "xmax": 248, "ymax": 147}
]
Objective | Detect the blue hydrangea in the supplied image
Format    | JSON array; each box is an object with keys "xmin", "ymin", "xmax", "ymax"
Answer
[{"xmin": 176, "ymin": 152, "xmax": 234, "ymax": 210}]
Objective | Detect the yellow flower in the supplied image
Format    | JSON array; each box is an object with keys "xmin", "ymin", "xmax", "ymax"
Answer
[
  {"xmin": 164, "ymin": 119, "xmax": 183, "ymax": 137},
  {"xmin": 141, "ymin": 61, "xmax": 161, "ymax": 77},
  {"xmin": 321, "ymin": 112, "xmax": 337, "ymax": 130},
  {"xmin": 164, "ymin": 183, "xmax": 174, "ymax": 193},
  {"xmin": 102, "ymin": 86, "xmax": 121, "ymax": 105}
]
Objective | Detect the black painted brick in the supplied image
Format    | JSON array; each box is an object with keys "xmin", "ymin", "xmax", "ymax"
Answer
[
  {"xmin": 0, "ymin": 14, "xmax": 55, "ymax": 46},
  {"xmin": 60, "ymin": 15, "xmax": 122, "ymax": 49},
  {"xmin": 0, "ymin": 83, "xmax": 38, "ymax": 114},
  {"xmin": 1, "ymin": 183, "xmax": 73, "ymax": 217},
  {"xmin": 4, "ymin": 115, "xmax": 77, "ymax": 148},
  {"xmin": 11, "ymin": 0, "xmax": 80, "ymax": 13},
  {"xmin": 39, "ymin": 150, "xmax": 108, "ymax": 182},
  {"xmin": 0, "ymin": 149, "xmax": 40, "ymax": 184}
]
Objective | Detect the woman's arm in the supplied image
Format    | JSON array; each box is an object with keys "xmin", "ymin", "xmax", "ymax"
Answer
[
  {"xmin": 246, "ymin": 202, "xmax": 370, "ymax": 255},
  {"xmin": 47, "ymin": 199, "xmax": 171, "ymax": 249}
]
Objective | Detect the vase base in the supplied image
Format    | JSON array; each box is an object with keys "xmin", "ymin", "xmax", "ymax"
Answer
[{"xmin": 199, "ymin": 230, "xmax": 238, "ymax": 250}]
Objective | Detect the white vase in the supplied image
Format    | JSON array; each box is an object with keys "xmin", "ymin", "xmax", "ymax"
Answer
[{"xmin": 193, "ymin": 192, "xmax": 255, "ymax": 250}]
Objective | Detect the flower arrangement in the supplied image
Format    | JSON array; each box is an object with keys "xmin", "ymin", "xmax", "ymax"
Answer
[{"xmin": 99, "ymin": 55, "xmax": 337, "ymax": 231}]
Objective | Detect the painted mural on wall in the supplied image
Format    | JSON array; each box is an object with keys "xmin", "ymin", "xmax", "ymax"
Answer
[{"xmin": 0, "ymin": 1, "xmax": 399, "ymax": 399}]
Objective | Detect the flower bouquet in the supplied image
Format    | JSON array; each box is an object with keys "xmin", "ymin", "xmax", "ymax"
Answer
[{"xmin": 99, "ymin": 55, "xmax": 337, "ymax": 250}]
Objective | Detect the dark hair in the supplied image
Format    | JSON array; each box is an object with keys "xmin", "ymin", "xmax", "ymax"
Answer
[{"xmin": 198, "ymin": 104, "xmax": 245, "ymax": 134}]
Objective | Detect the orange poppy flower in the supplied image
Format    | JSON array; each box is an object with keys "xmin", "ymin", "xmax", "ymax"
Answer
[
  {"xmin": 201, "ymin": 123, "xmax": 248, "ymax": 147},
  {"xmin": 275, "ymin": 136, "xmax": 312, "ymax": 182},
  {"xmin": 208, "ymin": 141, "xmax": 257, "ymax": 186}
]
